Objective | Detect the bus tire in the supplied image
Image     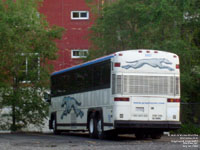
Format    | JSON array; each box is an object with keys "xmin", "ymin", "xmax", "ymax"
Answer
[
  {"xmin": 52, "ymin": 116, "xmax": 60, "ymax": 135},
  {"xmin": 97, "ymin": 116, "xmax": 106, "ymax": 139},
  {"xmin": 106, "ymin": 130, "xmax": 118, "ymax": 140},
  {"xmin": 151, "ymin": 133, "xmax": 162, "ymax": 139},
  {"xmin": 135, "ymin": 133, "xmax": 145, "ymax": 140},
  {"xmin": 89, "ymin": 114, "xmax": 98, "ymax": 138}
]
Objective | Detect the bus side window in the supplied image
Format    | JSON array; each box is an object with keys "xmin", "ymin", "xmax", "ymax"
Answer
[
  {"xmin": 93, "ymin": 64, "xmax": 101, "ymax": 89},
  {"xmin": 102, "ymin": 61, "xmax": 111, "ymax": 88},
  {"xmin": 93, "ymin": 61, "xmax": 111, "ymax": 90}
]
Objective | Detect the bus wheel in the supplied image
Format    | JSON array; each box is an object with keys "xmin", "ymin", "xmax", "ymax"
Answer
[
  {"xmin": 97, "ymin": 117, "xmax": 105, "ymax": 139},
  {"xmin": 89, "ymin": 114, "xmax": 97, "ymax": 138},
  {"xmin": 52, "ymin": 117, "xmax": 60, "ymax": 135},
  {"xmin": 151, "ymin": 133, "xmax": 162, "ymax": 139},
  {"xmin": 106, "ymin": 130, "xmax": 118, "ymax": 140},
  {"xmin": 135, "ymin": 133, "xmax": 145, "ymax": 140}
]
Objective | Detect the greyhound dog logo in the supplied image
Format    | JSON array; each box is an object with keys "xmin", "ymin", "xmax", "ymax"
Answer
[
  {"xmin": 122, "ymin": 58, "xmax": 174, "ymax": 71},
  {"xmin": 61, "ymin": 96, "xmax": 84, "ymax": 119}
]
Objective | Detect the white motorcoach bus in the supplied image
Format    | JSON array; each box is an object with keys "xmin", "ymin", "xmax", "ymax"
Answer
[{"xmin": 46, "ymin": 49, "xmax": 181, "ymax": 139}]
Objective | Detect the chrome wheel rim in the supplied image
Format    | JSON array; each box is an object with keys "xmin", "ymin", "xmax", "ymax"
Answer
[{"xmin": 89, "ymin": 118, "xmax": 94, "ymax": 133}]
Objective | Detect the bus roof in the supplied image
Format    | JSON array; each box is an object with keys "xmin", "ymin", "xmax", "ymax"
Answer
[
  {"xmin": 51, "ymin": 54, "xmax": 114, "ymax": 76},
  {"xmin": 51, "ymin": 49, "xmax": 178, "ymax": 76}
]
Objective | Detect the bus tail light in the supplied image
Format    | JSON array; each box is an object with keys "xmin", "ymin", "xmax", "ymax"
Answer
[
  {"xmin": 114, "ymin": 63, "xmax": 121, "ymax": 67},
  {"xmin": 176, "ymin": 64, "xmax": 179, "ymax": 69},
  {"xmin": 167, "ymin": 99, "xmax": 180, "ymax": 103},
  {"xmin": 114, "ymin": 97, "xmax": 129, "ymax": 102}
]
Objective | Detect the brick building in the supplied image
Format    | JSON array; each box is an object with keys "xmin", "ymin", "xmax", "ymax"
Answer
[{"xmin": 40, "ymin": 0, "xmax": 93, "ymax": 72}]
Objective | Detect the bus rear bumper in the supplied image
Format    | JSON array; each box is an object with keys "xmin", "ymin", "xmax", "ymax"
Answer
[{"xmin": 114, "ymin": 120, "xmax": 181, "ymax": 130}]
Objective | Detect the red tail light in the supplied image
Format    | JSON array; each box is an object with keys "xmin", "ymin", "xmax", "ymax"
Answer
[
  {"xmin": 167, "ymin": 99, "xmax": 180, "ymax": 103},
  {"xmin": 114, "ymin": 63, "xmax": 121, "ymax": 67},
  {"xmin": 114, "ymin": 97, "xmax": 129, "ymax": 102},
  {"xmin": 176, "ymin": 64, "xmax": 179, "ymax": 69},
  {"xmin": 138, "ymin": 50, "xmax": 142, "ymax": 53}
]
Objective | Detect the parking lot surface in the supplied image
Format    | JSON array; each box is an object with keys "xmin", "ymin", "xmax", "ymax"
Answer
[{"xmin": 0, "ymin": 133, "xmax": 199, "ymax": 150}]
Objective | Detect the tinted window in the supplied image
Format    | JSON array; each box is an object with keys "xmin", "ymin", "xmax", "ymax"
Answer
[{"xmin": 51, "ymin": 60, "xmax": 111, "ymax": 97}]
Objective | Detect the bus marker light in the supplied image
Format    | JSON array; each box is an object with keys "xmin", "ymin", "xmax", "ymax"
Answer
[
  {"xmin": 146, "ymin": 50, "xmax": 150, "ymax": 53},
  {"xmin": 119, "ymin": 53, "xmax": 123, "ymax": 56},
  {"xmin": 114, "ymin": 97, "xmax": 129, "ymax": 101},
  {"xmin": 154, "ymin": 51, "xmax": 158, "ymax": 53},
  {"xmin": 138, "ymin": 50, "xmax": 142, "ymax": 53},
  {"xmin": 167, "ymin": 99, "xmax": 180, "ymax": 102},
  {"xmin": 114, "ymin": 63, "xmax": 121, "ymax": 67},
  {"xmin": 176, "ymin": 64, "xmax": 179, "ymax": 69}
]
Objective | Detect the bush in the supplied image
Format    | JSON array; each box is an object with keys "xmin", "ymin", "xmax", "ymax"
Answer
[{"xmin": 173, "ymin": 123, "xmax": 200, "ymax": 134}]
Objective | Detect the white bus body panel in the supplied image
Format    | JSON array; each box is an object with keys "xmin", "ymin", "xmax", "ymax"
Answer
[
  {"xmin": 112, "ymin": 50, "xmax": 180, "ymax": 124},
  {"xmin": 50, "ymin": 89, "xmax": 114, "ymax": 131}
]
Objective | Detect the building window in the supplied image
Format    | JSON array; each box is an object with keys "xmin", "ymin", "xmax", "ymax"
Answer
[
  {"xmin": 19, "ymin": 53, "xmax": 40, "ymax": 83},
  {"xmin": 71, "ymin": 11, "xmax": 89, "ymax": 20},
  {"xmin": 71, "ymin": 50, "xmax": 88, "ymax": 58}
]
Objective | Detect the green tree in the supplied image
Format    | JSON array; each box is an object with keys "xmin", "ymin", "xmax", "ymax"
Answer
[
  {"xmin": 87, "ymin": 0, "xmax": 200, "ymax": 100},
  {"xmin": 87, "ymin": 0, "xmax": 200, "ymax": 128},
  {"xmin": 0, "ymin": 0, "xmax": 64, "ymax": 131}
]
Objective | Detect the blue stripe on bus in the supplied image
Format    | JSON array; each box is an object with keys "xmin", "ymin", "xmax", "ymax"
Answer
[{"xmin": 51, "ymin": 55, "xmax": 114, "ymax": 76}]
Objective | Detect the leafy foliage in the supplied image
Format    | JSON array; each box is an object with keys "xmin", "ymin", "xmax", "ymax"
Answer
[
  {"xmin": 0, "ymin": 0, "xmax": 64, "ymax": 131},
  {"xmin": 173, "ymin": 123, "xmax": 200, "ymax": 134},
  {"xmin": 87, "ymin": 0, "xmax": 200, "ymax": 101},
  {"xmin": 87, "ymin": 0, "xmax": 200, "ymax": 128}
]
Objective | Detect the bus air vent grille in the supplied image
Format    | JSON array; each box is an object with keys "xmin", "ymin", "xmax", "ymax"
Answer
[{"xmin": 112, "ymin": 75, "xmax": 179, "ymax": 96}]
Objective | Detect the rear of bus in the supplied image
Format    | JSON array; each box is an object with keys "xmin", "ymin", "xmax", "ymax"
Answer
[{"xmin": 111, "ymin": 50, "xmax": 181, "ymax": 138}]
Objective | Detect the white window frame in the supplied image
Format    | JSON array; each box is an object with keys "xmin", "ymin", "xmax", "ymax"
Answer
[
  {"xmin": 71, "ymin": 11, "xmax": 89, "ymax": 20},
  {"xmin": 71, "ymin": 49, "xmax": 88, "ymax": 59},
  {"xmin": 20, "ymin": 53, "xmax": 40, "ymax": 83}
]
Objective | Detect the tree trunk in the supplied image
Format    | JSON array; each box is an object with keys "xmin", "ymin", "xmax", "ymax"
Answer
[
  {"xmin": 11, "ymin": 102, "xmax": 16, "ymax": 131},
  {"xmin": 11, "ymin": 77, "xmax": 17, "ymax": 132}
]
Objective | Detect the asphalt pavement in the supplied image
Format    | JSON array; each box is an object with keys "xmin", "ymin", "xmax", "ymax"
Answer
[{"xmin": 0, "ymin": 132, "xmax": 199, "ymax": 150}]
